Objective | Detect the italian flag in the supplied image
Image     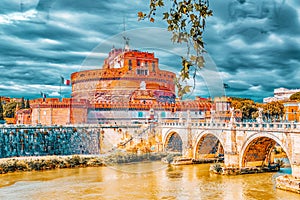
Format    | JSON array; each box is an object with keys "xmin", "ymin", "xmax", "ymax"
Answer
[{"xmin": 61, "ymin": 76, "xmax": 71, "ymax": 85}]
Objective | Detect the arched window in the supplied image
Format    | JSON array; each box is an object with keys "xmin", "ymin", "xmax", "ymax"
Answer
[
  {"xmin": 152, "ymin": 61, "xmax": 155, "ymax": 72},
  {"xmin": 128, "ymin": 59, "xmax": 132, "ymax": 70}
]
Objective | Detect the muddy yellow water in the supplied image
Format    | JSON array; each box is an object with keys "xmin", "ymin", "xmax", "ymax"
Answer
[{"xmin": 0, "ymin": 162, "xmax": 298, "ymax": 200}]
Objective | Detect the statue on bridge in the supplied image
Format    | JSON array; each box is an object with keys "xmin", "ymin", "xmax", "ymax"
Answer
[
  {"xmin": 256, "ymin": 107, "xmax": 263, "ymax": 123},
  {"xmin": 229, "ymin": 107, "xmax": 236, "ymax": 124},
  {"xmin": 210, "ymin": 109, "xmax": 215, "ymax": 124},
  {"xmin": 178, "ymin": 111, "xmax": 183, "ymax": 123}
]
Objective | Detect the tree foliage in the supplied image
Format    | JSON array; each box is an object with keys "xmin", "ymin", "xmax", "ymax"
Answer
[
  {"xmin": 290, "ymin": 92, "xmax": 300, "ymax": 101},
  {"xmin": 139, "ymin": 0, "xmax": 212, "ymax": 97},
  {"xmin": 3, "ymin": 101, "xmax": 17, "ymax": 118},
  {"xmin": 0, "ymin": 98, "xmax": 4, "ymax": 120},
  {"xmin": 230, "ymin": 98, "xmax": 258, "ymax": 121},
  {"xmin": 230, "ymin": 97, "xmax": 284, "ymax": 122},
  {"xmin": 262, "ymin": 101, "xmax": 284, "ymax": 122}
]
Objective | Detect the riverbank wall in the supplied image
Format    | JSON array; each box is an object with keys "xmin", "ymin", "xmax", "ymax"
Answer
[
  {"xmin": 0, "ymin": 152, "xmax": 168, "ymax": 174},
  {"xmin": 0, "ymin": 126, "xmax": 100, "ymax": 158}
]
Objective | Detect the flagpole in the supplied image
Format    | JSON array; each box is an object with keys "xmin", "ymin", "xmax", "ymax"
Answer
[{"xmin": 60, "ymin": 76, "xmax": 62, "ymax": 101}]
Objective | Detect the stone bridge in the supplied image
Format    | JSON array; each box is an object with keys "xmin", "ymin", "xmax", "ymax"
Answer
[
  {"xmin": 1, "ymin": 120, "xmax": 300, "ymax": 180},
  {"xmin": 160, "ymin": 120, "xmax": 300, "ymax": 178}
]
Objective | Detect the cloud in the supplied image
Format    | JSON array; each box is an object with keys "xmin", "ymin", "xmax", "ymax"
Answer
[
  {"xmin": 203, "ymin": 0, "xmax": 300, "ymax": 101},
  {"xmin": 0, "ymin": 0, "xmax": 299, "ymax": 103}
]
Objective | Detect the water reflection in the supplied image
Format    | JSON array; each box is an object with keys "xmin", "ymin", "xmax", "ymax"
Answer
[
  {"xmin": 166, "ymin": 166, "xmax": 183, "ymax": 179},
  {"xmin": 0, "ymin": 162, "xmax": 299, "ymax": 200}
]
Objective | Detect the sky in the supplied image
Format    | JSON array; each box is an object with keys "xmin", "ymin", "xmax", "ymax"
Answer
[{"xmin": 0, "ymin": 0, "xmax": 299, "ymax": 102}]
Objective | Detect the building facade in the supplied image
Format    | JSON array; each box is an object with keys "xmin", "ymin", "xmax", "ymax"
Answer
[
  {"xmin": 263, "ymin": 87, "xmax": 300, "ymax": 103},
  {"xmin": 15, "ymin": 108, "xmax": 31, "ymax": 125},
  {"xmin": 283, "ymin": 101, "xmax": 300, "ymax": 122},
  {"xmin": 30, "ymin": 98, "xmax": 88, "ymax": 125}
]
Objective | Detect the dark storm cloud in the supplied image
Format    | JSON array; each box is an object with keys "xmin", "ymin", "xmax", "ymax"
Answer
[
  {"xmin": 203, "ymin": 0, "xmax": 300, "ymax": 101},
  {"xmin": 0, "ymin": 0, "xmax": 299, "ymax": 102},
  {"xmin": 0, "ymin": 0, "xmax": 144, "ymax": 99},
  {"xmin": 0, "ymin": 0, "xmax": 20, "ymax": 14}
]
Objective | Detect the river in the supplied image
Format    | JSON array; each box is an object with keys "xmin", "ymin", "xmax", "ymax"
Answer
[{"xmin": 0, "ymin": 162, "xmax": 299, "ymax": 200}]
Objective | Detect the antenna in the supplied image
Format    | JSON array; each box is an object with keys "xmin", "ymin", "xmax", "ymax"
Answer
[
  {"xmin": 20, "ymin": 0, "xmax": 24, "ymax": 12},
  {"xmin": 122, "ymin": 16, "xmax": 130, "ymax": 50},
  {"xmin": 123, "ymin": 16, "xmax": 126, "ymax": 33}
]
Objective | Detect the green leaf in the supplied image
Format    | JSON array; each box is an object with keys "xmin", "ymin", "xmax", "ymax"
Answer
[
  {"xmin": 190, "ymin": 14, "xmax": 195, "ymax": 21},
  {"xmin": 183, "ymin": 85, "xmax": 191, "ymax": 93},
  {"xmin": 163, "ymin": 12, "xmax": 169, "ymax": 20},
  {"xmin": 157, "ymin": 0, "xmax": 164, "ymax": 7}
]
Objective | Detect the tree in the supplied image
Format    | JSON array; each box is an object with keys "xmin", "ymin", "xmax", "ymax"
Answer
[
  {"xmin": 20, "ymin": 97, "xmax": 25, "ymax": 109},
  {"xmin": 3, "ymin": 101, "xmax": 17, "ymax": 118},
  {"xmin": 262, "ymin": 101, "xmax": 284, "ymax": 122},
  {"xmin": 230, "ymin": 97, "xmax": 258, "ymax": 121},
  {"xmin": 139, "ymin": 0, "xmax": 213, "ymax": 97},
  {"xmin": 290, "ymin": 92, "xmax": 300, "ymax": 101},
  {"xmin": 0, "ymin": 98, "xmax": 4, "ymax": 120},
  {"xmin": 25, "ymin": 99, "xmax": 30, "ymax": 109}
]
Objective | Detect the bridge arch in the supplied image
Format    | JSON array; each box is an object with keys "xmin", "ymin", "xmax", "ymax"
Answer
[
  {"xmin": 193, "ymin": 131, "xmax": 225, "ymax": 159},
  {"xmin": 240, "ymin": 132, "xmax": 291, "ymax": 170},
  {"xmin": 163, "ymin": 131, "xmax": 183, "ymax": 153}
]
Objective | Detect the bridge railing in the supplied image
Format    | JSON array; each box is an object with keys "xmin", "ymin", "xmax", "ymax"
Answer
[{"xmin": 160, "ymin": 120, "xmax": 300, "ymax": 132}]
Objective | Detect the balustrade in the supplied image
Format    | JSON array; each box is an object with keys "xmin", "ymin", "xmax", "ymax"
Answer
[{"xmin": 160, "ymin": 119, "xmax": 300, "ymax": 133}]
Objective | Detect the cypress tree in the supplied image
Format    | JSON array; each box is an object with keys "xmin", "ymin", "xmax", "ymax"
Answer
[
  {"xmin": 0, "ymin": 97, "xmax": 4, "ymax": 120},
  {"xmin": 21, "ymin": 97, "xmax": 25, "ymax": 109},
  {"xmin": 25, "ymin": 99, "xmax": 30, "ymax": 109}
]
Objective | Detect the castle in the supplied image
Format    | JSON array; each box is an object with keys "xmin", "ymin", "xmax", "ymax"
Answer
[{"xmin": 15, "ymin": 46, "xmax": 219, "ymax": 125}]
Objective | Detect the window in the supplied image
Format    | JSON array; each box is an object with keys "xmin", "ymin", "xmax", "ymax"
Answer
[
  {"xmin": 128, "ymin": 59, "xmax": 132, "ymax": 70},
  {"xmin": 138, "ymin": 112, "xmax": 143, "ymax": 118},
  {"xmin": 137, "ymin": 60, "xmax": 140, "ymax": 66},
  {"xmin": 161, "ymin": 112, "xmax": 166, "ymax": 118},
  {"xmin": 152, "ymin": 61, "xmax": 155, "ymax": 72},
  {"xmin": 136, "ymin": 69, "xmax": 148, "ymax": 75},
  {"xmin": 129, "ymin": 59, "xmax": 132, "ymax": 66}
]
